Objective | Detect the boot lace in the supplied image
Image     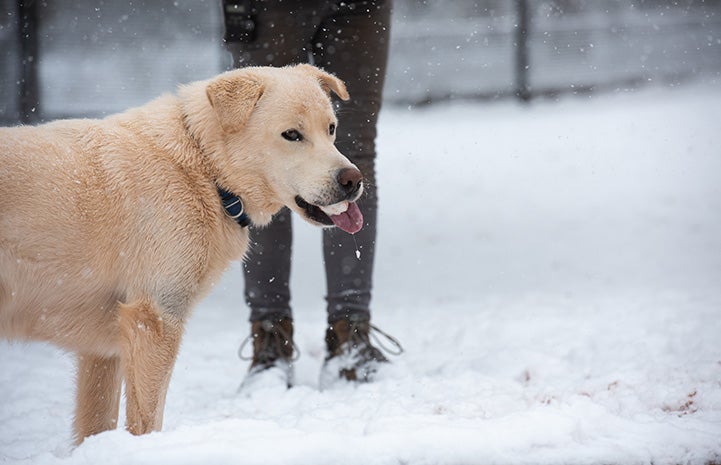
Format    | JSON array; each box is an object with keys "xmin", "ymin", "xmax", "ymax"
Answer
[
  {"xmin": 348, "ymin": 319, "xmax": 404, "ymax": 357},
  {"xmin": 238, "ymin": 319, "xmax": 300, "ymax": 363}
]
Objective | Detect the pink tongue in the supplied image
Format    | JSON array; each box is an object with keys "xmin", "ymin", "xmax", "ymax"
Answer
[{"xmin": 329, "ymin": 202, "xmax": 363, "ymax": 234}]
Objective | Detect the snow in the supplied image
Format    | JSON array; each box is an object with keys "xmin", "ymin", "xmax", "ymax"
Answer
[{"xmin": 2, "ymin": 83, "xmax": 721, "ymax": 464}]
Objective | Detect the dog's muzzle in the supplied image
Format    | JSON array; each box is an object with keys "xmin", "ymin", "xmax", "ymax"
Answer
[{"xmin": 294, "ymin": 167, "xmax": 365, "ymax": 234}]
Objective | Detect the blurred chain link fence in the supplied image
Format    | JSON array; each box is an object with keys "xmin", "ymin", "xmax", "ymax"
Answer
[
  {"xmin": 1, "ymin": 0, "xmax": 720, "ymax": 123},
  {"xmin": 390, "ymin": 0, "xmax": 721, "ymax": 104},
  {"xmin": 1, "ymin": 0, "xmax": 224, "ymax": 123}
]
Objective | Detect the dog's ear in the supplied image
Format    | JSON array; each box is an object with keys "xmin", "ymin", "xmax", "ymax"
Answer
[
  {"xmin": 318, "ymin": 71, "xmax": 350, "ymax": 102},
  {"xmin": 206, "ymin": 73, "xmax": 264, "ymax": 133},
  {"xmin": 296, "ymin": 64, "xmax": 350, "ymax": 101}
]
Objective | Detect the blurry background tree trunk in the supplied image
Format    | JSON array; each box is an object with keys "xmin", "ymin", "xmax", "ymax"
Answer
[{"xmin": 17, "ymin": 0, "xmax": 40, "ymax": 123}]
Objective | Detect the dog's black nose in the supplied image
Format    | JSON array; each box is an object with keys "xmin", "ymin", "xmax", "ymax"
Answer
[{"xmin": 337, "ymin": 167, "xmax": 363, "ymax": 197}]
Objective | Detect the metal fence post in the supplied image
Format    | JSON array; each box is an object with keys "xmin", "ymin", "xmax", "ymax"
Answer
[
  {"xmin": 17, "ymin": 0, "xmax": 40, "ymax": 123},
  {"xmin": 515, "ymin": 0, "xmax": 531, "ymax": 101}
]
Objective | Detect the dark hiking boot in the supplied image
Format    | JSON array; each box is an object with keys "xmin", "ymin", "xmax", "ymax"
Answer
[
  {"xmin": 320, "ymin": 316, "xmax": 403, "ymax": 387},
  {"xmin": 238, "ymin": 317, "xmax": 297, "ymax": 391}
]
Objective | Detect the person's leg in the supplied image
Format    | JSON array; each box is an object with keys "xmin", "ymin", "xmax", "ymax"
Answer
[
  {"xmin": 311, "ymin": 0, "xmax": 392, "ymax": 324},
  {"xmin": 224, "ymin": 4, "xmax": 323, "ymax": 324},
  {"xmin": 243, "ymin": 209, "xmax": 292, "ymax": 323},
  {"xmin": 311, "ymin": 1, "xmax": 399, "ymax": 385}
]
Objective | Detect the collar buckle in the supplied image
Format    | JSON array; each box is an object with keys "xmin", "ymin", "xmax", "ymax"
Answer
[{"xmin": 217, "ymin": 186, "xmax": 251, "ymax": 228}]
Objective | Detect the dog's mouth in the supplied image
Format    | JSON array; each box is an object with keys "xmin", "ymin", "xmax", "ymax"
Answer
[{"xmin": 295, "ymin": 196, "xmax": 363, "ymax": 234}]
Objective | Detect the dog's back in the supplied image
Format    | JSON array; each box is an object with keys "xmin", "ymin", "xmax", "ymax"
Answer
[
  {"xmin": 0, "ymin": 103, "xmax": 241, "ymax": 354},
  {"xmin": 2, "ymin": 120, "xmax": 133, "ymax": 352}
]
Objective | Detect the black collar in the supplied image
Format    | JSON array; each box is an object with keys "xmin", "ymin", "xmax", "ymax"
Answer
[{"xmin": 217, "ymin": 186, "xmax": 251, "ymax": 228}]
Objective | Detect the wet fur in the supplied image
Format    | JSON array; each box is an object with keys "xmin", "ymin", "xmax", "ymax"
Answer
[{"xmin": 0, "ymin": 64, "xmax": 354, "ymax": 443}]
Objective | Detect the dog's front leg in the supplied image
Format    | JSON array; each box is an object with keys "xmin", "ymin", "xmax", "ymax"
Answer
[
  {"xmin": 118, "ymin": 298, "xmax": 183, "ymax": 436},
  {"xmin": 73, "ymin": 354, "xmax": 122, "ymax": 444}
]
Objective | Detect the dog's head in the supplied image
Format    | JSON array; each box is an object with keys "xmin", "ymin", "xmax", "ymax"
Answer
[{"xmin": 204, "ymin": 64, "xmax": 363, "ymax": 234}]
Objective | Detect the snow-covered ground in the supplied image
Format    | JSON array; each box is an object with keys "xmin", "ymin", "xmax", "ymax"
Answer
[{"xmin": 2, "ymin": 82, "xmax": 721, "ymax": 465}]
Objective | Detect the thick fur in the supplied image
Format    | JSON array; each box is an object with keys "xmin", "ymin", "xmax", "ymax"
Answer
[{"xmin": 0, "ymin": 64, "xmax": 358, "ymax": 443}]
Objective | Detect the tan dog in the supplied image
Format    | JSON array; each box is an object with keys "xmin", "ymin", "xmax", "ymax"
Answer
[{"xmin": 0, "ymin": 64, "xmax": 364, "ymax": 443}]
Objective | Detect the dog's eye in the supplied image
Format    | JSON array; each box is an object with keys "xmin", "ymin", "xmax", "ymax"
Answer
[
  {"xmin": 329, "ymin": 124, "xmax": 336, "ymax": 136},
  {"xmin": 282, "ymin": 129, "xmax": 303, "ymax": 142}
]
